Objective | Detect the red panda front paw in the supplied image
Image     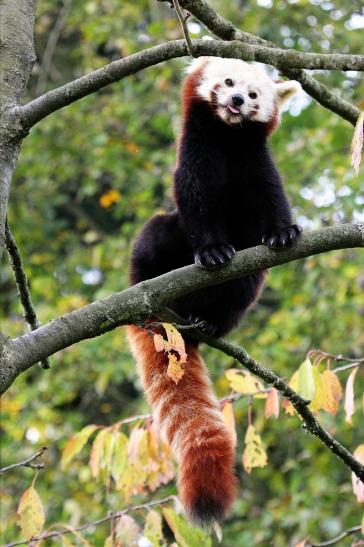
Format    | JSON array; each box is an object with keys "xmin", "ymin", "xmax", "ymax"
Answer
[
  {"xmin": 188, "ymin": 314, "xmax": 218, "ymax": 337},
  {"xmin": 262, "ymin": 224, "xmax": 302, "ymax": 249},
  {"xmin": 194, "ymin": 244, "xmax": 236, "ymax": 268}
]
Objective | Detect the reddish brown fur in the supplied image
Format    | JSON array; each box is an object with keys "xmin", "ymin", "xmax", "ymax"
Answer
[{"xmin": 126, "ymin": 325, "xmax": 236, "ymax": 526}]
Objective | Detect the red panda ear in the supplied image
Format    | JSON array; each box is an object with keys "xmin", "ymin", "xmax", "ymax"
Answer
[
  {"xmin": 274, "ymin": 80, "xmax": 301, "ymax": 108},
  {"xmin": 186, "ymin": 56, "xmax": 211, "ymax": 74}
]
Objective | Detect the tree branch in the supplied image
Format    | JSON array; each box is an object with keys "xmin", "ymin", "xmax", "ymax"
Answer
[
  {"xmin": 4, "ymin": 220, "xmax": 50, "ymax": 369},
  {"xmin": 18, "ymin": 39, "xmax": 363, "ymax": 131},
  {"xmin": 3, "ymin": 495, "xmax": 176, "ymax": 547},
  {"xmin": 0, "ymin": 0, "xmax": 37, "ymax": 251},
  {"xmin": 308, "ymin": 525, "xmax": 362, "ymax": 546},
  {"xmin": 165, "ymin": 0, "xmax": 362, "ymax": 125},
  {"xmin": 0, "ymin": 223, "xmax": 363, "ymax": 394},
  {"xmin": 0, "ymin": 446, "xmax": 47, "ymax": 473},
  {"xmin": 156, "ymin": 307, "xmax": 364, "ymax": 482}
]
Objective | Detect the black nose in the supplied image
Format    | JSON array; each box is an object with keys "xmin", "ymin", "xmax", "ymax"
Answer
[{"xmin": 231, "ymin": 94, "xmax": 244, "ymax": 107}]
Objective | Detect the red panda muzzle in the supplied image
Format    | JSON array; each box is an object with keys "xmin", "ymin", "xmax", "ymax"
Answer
[{"xmin": 126, "ymin": 325, "xmax": 236, "ymax": 526}]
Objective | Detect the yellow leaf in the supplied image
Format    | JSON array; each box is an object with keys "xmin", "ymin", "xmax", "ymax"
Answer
[
  {"xmin": 225, "ymin": 369, "xmax": 266, "ymax": 397},
  {"xmin": 167, "ymin": 353, "xmax": 185, "ymax": 384},
  {"xmin": 345, "ymin": 368, "xmax": 358, "ymax": 424},
  {"xmin": 89, "ymin": 428, "xmax": 109, "ymax": 478},
  {"xmin": 116, "ymin": 427, "xmax": 148, "ymax": 499},
  {"xmin": 61, "ymin": 425, "xmax": 98, "ymax": 469},
  {"xmin": 17, "ymin": 486, "xmax": 45, "ymax": 539},
  {"xmin": 361, "ymin": 514, "xmax": 364, "ymax": 536},
  {"xmin": 352, "ymin": 445, "xmax": 364, "ymax": 503},
  {"xmin": 110, "ymin": 431, "xmax": 128, "ymax": 484},
  {"xmin": 309, "ymin": 367, "xmax": 326, "ymax": 413},
  {"xmin": 242, "ymin": 425, "xmax": 268, "ymax": 474},
  {"xmin": 99, "ymin": 189, "xmax": 121, "ymax": 208},
  {"xmin": 222, "ymin": 402, "xmax": 237, "ymax": 447},
  {"xmin": 144, "ymin": 510, "xmax": 165, "ymax": 547},
  {"xmin": 145, "ymin": 422, "xmax": 175, "ymax": 492},
  {"xmin": 298, "ymin": 358, "xmax": 315, "ymax": 401},
  {"xmin": 264, "ymin": 388, "xmax": 280, "ymax": 419},
  {"xmin": 321, "ymin": 370, "xmax": 343, "ymax": 415},
  {"xmin": 154, "ymin": 323, "xmax": 187, "ymax": 385}
]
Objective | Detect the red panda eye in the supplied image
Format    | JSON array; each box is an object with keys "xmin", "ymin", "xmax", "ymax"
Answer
[
  {"xmin": 225, "ymin": 78, "xmax": 234, "ymax": 87},
  {"xmin": 249, "ymin": 92, "xmax": 258, "ymax": 99}
]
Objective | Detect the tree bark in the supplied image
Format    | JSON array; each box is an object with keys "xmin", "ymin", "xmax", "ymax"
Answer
[{"xmin": 0, "ymin": 0, "xmax": 36, "ymax": 251}]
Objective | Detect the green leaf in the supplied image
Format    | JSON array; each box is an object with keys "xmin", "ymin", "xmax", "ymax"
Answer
[
  {"xmin": 298, "ymin": 358, "xmax": 315, "ymax": 401},
  {"xmin": 162, "ymin": 508, "xmax": 212, "ymax": 547},
  {"xmin": 144, "ymin": 510, "xmax": 166, "ymax": 547}
]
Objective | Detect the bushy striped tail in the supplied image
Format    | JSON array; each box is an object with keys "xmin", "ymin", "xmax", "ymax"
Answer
[{"xmin": 126, "ymin": 325, "xmax": 236, "ymax": 526}]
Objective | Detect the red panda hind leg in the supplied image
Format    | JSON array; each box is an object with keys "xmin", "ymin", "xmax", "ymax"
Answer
[{"xmin": 126, "ymin": 325, "xmax": 236, "ymax": 526}]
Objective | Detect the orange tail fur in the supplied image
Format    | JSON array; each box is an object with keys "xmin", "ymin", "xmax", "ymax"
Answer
[{"xmin": 127, "ymin": 325, "xmax": 236, "ymax": 526}]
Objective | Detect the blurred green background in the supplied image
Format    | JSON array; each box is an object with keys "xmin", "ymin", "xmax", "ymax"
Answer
[{"xmin": 1, "ymin": 0, "xmax": 363, "ymax": 545}]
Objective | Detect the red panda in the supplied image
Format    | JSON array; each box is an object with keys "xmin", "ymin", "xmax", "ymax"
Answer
[{"xmin": 127, "ymin": 57, "xmax": 301, "ymax": 526}]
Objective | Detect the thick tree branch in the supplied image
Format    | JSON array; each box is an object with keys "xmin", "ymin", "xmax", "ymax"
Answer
[
  {"xmin": 0, "ymin": 0, "xmax": 37, "ymax": 250},
  {"xmin": 4, "ymin": 220, "xmax": 50, "ymax": 369},
  {"xmin": 0, "ymin": 224, "xmax": 363, "ymax": 394},
  {"xmin": 157, "ymin": 307, "xmax": 364, "ymax": 482},
  {"xmin": 166, "ymin": 0, "xmax": 362, "ymax": 125},
  {"xmin": 18, "ymin": 40, "xmax": 363, "ymax": 131}
]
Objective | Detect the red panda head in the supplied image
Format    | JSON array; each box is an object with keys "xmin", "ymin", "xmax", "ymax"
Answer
[{"xmin": 184, "ymin": 57, "xmax": 301, "ymax": 133}]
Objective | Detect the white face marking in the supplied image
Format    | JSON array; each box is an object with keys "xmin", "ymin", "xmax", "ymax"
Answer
[{"xmin": 191, "ymin": 57, "xmax": 300, "ymax": 125}]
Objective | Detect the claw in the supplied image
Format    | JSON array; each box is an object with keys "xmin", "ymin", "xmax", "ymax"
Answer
[
  {"xmin": 195, "ymin": 243, "xmax": 236, "ymax": 269},
  {"xmin": 263, "ymin": 224, "xmax": 302, "ymax": 250}
]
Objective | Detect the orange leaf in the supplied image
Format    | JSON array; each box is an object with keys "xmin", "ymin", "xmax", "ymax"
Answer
[
  {"xmin": 320, "ymin": 370, "xmax": 342, "ymax": 415},
  {"xmin": 222, "ymin": 402, "xmax": 237, "ymax": 447},
  {"xmin": 265, "ymin": 388, "xmax": 280, "ymax": 419},
  {"xmin": 345, "ymin": 367, "xmax": 358, "ymax": 424}
]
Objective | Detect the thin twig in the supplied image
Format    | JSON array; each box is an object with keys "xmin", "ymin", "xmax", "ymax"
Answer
[
  {"xmin": 308, "ymin": 348, "xmax": 364, "ymax": 364},
  {"xmin": 332, "ymin": 361, "xmax": 364, "ymax": 373},
  {"xmin": 172, "ymin": 0, "xmax": 194, "ymax": 56},
  {"xmin": 157, "ymin": 307, "xmax": 364, "ymax": 482},
  {"xmin": 309, "ymin": 524, "xmax": 362, "ymax": 546},
  {"xmin": 308, "ymin": 349, "xmax": 364, "ymax": 372},
  {"xmin": 2, "ymin": 495, "xmax": 176, "ymax": 547},
  {"xmin": 0, "ymin": 447, "xmax": 47, "ymax": 474},
  {"xmin": 4, "ymin": 220, "xmax": 50, "ymax": 369},
  {"xmin": 35, "ymin": 0, "xmax": 71, "ymax": 95},
  {"xmin": 117, "ymin": 413, "xmax": 152, "ymax": 426}
]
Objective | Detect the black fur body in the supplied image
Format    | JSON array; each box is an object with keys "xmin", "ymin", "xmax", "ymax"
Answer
[{"xmin": 130, "ymin": 98, "xmax": 300, "ymax": 338}]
